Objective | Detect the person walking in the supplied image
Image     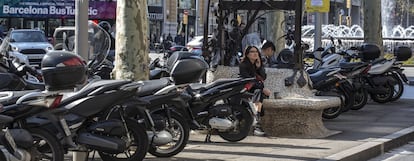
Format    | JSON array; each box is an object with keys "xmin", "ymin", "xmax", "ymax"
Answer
[{"xmin": 239, "ymin": 45, "xmax": 271, "ymax": 136}]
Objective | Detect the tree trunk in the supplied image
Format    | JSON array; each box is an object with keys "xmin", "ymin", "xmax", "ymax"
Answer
[
  {"xmin": 271, "ymin": 11, "xmax": 286, "ymax": 55},
  {"xmin": 113, "ymin": 0, "xmax": 149, "ymax": 80},
  {"xmin": 363, "ymin": 0, "xmax": 384, "ymax": 56}
]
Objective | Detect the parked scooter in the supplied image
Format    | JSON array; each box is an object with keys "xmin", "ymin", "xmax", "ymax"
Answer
[
  {"xmin": 306, "ymin": 44, "xmax": 379, "ymax": 119},
  {"xmin": 132, "ymin": 51, "xmax": 257, "ymax": 157}
]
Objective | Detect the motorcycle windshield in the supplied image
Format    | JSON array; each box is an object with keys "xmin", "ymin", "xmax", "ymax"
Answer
[
  {"xmin": 61, "ymin": 21, "xmax": 111, "ymax": 69},
  {"xmin": 0, "ymin": 37, "xmax": 11, "ymax": 68}
]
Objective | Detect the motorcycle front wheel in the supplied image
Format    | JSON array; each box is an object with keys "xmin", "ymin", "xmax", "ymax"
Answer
[
  {"xmin": 27, "ymin": 128, "xmax": 64, "ymax": 161},
  {"xmin": 148, "ymin": 112, "xmax": 189, "ymax": 157},
  {"xmin": 99, "ymin": 118, "xmax": 149, "ymax": 161},
  {"xmin": 218, "ymin": 105, "xmax": 253, "ymax": 142}
]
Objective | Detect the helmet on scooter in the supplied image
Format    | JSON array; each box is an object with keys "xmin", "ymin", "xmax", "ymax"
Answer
[
  {"xmin": 41, "ymin": 51, "xmax": 87, "ymax": 91},
  {"xmin": 359, "ymin": 43, "xmax": 380, "ymax": 61}
]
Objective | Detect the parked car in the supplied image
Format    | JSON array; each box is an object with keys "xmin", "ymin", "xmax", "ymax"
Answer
[
  {"xmin": 7, "ymin": 29, "xmax": 54, "ymax": 68},
  {"xmin": 186, "ymin": 35, "xmax": 212, "ymax": 56}
]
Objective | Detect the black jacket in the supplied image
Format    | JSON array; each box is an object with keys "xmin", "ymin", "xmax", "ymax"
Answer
[{"xmin": 239, "ymin": 59, "xmax": 266, "ymax": 89}]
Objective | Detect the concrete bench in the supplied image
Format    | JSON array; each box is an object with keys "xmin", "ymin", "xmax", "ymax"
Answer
[{"xmin": 207, "ymin": 66, "xmax": 341, "ymax": 138}]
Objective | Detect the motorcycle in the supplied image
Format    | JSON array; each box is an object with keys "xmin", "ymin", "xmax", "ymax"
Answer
[
  {"xmin": 306, "ymin": 45, "xmax": 376, "ymax": 119},
  {"xmin": 129, "ymin": 52, "xmax": 209, "ymax": 157},
  {"xmin": 184, "ymin": 77, "xmax": 257, "ymax": 142},
  {"xmin": 1, "ymin": 21, "xmax": 149, "ymax": 161},
  {"xmin": 133, "ymin": 51, "xmax": 256, "ymax": 157}
]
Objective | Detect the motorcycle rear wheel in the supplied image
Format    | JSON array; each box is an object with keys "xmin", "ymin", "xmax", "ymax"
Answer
[
  {"xmin": 218, "ymin": 105, "xmax": 253, "ymax": 142},
  {"xmin": 322, "ymin": 106, "xmax": 342, "ymax": 119},
  {"xmin": 389, "ymin": 73, "xmax": 404, "ymax": 102},
  {"xmin": 99, "ymin": 118, "xmax": 149, "ymax": 161},
  {"xmin": 371, "ymin": 83, "xmax": 394, "ymax": 103},
  {"xmin": 27, "ymin": 128, "xmax": 64, "ymax": 161},
  {"xmin": 351, "ymin": 88, "xmax": 368, "ymax": 110},
  {"xmin": 148, "ymin": 112, "xmax": 189, "ymax": 157}
]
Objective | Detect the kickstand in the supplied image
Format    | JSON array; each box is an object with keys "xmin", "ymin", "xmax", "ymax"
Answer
[{"xmin": 204, "ymin": 129, "xmax": 212, "ymax": 143}]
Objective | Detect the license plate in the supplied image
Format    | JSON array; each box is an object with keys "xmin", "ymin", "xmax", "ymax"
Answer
[
  {"xmin": 4, "ymin": 129, "xmax": 17, "ymax": 153},
  {"xmin": 27, "ymin": 54, "xmax": 44, "ymax": 59}
]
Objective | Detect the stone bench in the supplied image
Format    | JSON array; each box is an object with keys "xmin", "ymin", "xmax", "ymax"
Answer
[{"xmin": 207, "ymin": 66, "xmax": 341, "ymax": 138}]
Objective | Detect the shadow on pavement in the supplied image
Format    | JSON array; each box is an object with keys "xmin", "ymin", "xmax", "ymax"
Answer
[
  {"xmin": 324, "ymin": 99, "xmax": 414, "ymax": 141},
  {"xmin": 181, "ymin": 149, "xmax": 318, "ymax": 161},
  {"xmin": 189, "ymin": 140, "xmax": 329, "ymax": 150}
]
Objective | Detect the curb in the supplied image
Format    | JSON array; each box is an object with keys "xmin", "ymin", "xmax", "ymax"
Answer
[{"xmin": 319, "ymin": 126, "xmax": 414, "ymax": 161}]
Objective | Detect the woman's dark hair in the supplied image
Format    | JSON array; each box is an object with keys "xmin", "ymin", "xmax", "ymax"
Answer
[{"xmin": 242, "ymin": 45, "xmax": 261, "ymax": 62}]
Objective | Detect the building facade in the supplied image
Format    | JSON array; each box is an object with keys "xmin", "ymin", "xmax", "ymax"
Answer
[{"xmin": 0, "ymin": 0, "xmax": 116, "ymax": 37}]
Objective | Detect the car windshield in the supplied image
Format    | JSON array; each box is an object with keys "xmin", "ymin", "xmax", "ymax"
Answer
[{"xmin": 11, "ymin": 31, "xmax": 47, "ymax": 43}]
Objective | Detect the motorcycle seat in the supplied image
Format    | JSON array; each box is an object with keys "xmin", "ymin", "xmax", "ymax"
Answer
[
  {"xmin": 309, "ymin": 68, "xmax": 336, "ymax": 84},
  {"xmin": 61, "ymin": 80, "xmax": 131, "ymax": 106},
  {"xmin": 188, "ymin": 78, "xmax": 242, "ymax": 91},
  {"xmin": 371, "ymin": 58, "xmax": 387, "ymax": 64},
  {"xmin": 136, "ymin": 77, "xmax": 171, "ymax": 96},
  {"xmin": 0, "ymin": 114, "xmax": 13, "ymax": 124},
  {"xmin": 339, "ymin": 62, "xmax": 367, "ymax": 70}
]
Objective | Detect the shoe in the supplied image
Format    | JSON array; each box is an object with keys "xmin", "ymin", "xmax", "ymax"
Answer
[{"xmin": 253, "ymin": 127, "xmax": 265, "ymax": 136}]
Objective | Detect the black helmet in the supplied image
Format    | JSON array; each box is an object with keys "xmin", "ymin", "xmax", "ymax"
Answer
[
  {"xmin": 359, "ymin": 43, "xmax": 380, "ymax": 61},
  {"xmin": 41, "ymin": 51, "xmax": 87, "ymax": 91}
]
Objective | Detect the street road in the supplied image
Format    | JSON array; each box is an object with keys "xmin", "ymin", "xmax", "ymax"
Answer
[{"xmin": 369, "ymin": 142, "xmax": 414, "ymax": 161}]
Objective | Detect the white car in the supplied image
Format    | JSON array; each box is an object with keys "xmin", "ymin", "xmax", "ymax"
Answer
[
  {"xmin": 8, "ymin": 29, "xmax": 54, "ymax": 68},
  {"xmin": 186, "ymin": 35, "xmax": 212, "ymax": 56}
]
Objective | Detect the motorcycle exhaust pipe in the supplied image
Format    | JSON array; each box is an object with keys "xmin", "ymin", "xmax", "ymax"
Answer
[{"xmin": 147, "ymin": 130, "xmax": 173, "ymax": 146}]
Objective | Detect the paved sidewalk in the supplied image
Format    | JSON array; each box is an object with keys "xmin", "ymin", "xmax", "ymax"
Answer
[
  {"xmin": 65, "ymin": 66, "xmax": 414, "ymax": 161},
  {"xmin": 140, "ymin": 98, "xmax": 414, "ymax": 161}
]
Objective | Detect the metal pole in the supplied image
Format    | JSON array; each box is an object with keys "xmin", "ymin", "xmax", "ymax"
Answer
[
  {"xmin": 74, "ymin": 1, "xmax": 88, "ymax": 159},
  {"xmin": 185, "ymin": 23, "xmax": 188, "ymax": 44},
  {"xmin": 195, "ymin": 0, "xmax": 199, "ymax": 35},
  {"xmin": 347, "ymin": 0, "xmax": 351, "ymax": 26},
  {"xmin": 202, "ymin": 0, "xmax": 210, "ymax": 57},
  {"xmin": 313, "ymin": 12, "xmax": 322, "ymax": 68},
  {"xmin": 294, "ymin": 0, "xmax": 303, "ymax": 69},
  {"xmin": 75, "ymin": 0, "xmax": 89, "ymax": 60},
  {"xmin": 408, "ymin": 0, "xmax": 410, "ymax": 27}
]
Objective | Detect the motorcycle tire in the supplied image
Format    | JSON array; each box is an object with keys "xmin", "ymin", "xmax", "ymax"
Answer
[
  {"xmin": 148, "ymin": 112, "xmax": 189, "ymax": 157},
  {"xmin": 99, "ymin": 118, "xmax": 149, "ymax": 161},
  {"xmin": 218, "ymin": 105, "xmax": 253, "ymax": 142},
  {"xmin": 371, "ymin": 83, "xmax": 394, "ymax": 103},
  {"xmin": 351, "ymin": 88, "xmax": 368, "ymax": 110},
  {"xmin": 389, "ymin": 73, "xmax": 404, "ymax": 102},
  {"xmin": 322, "ymin": 106, "xmax": 342, "ymax": 119},
  {"xmin": 27, "ymin": 128, "xmax": 64, "ymax": 161},
  {"xmin": 323, "ymin": 85, "xmax": 354, "ymax": 119}
]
